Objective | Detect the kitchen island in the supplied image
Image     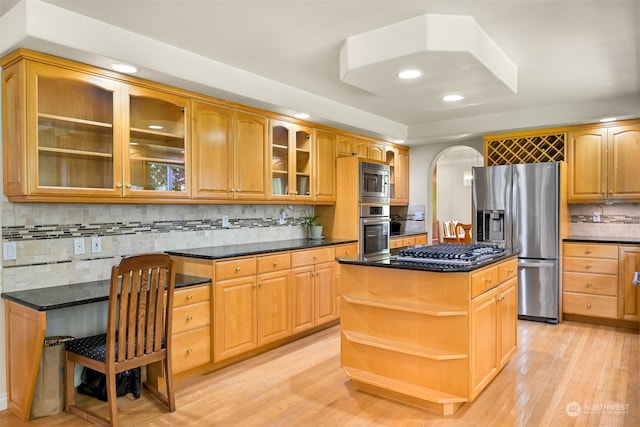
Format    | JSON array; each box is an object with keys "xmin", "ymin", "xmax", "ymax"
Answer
[{"xmin": 336, "ymin": 246, "xmax": 518, "ymax": 415}]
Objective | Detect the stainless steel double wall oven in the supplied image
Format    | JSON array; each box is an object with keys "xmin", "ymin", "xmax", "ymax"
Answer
[{"xmin": 359, "ymin": 161, "xmax": 391, "ymax": 257}]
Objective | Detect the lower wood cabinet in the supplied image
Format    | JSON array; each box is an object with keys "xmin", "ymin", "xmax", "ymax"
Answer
[
  {"xmin": 291, "ymin": 247, "xmax": 337, "ymax": 333},
  {"xmin": 390, "ymin": 233, "xmax": 428, "ymax": 249},
  {"xmin": 619, "ymin": 246, "xmax": 640, "ymax": 322},
  {"xmin": 563, "ymin": 242, "xmax": 640, "ymax": 326},
  {"xmin": 172, "ymin": 285, "xmax": 212, "ymax": 374},
  {"xmin": 470, "ymin": 278, "xmax": 517, "ymax": 400}
]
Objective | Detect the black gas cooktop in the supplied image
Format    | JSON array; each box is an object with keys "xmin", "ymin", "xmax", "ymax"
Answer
[{"xmin": 393, "ymin": 244, "xmax": 505, "ymax": 268}]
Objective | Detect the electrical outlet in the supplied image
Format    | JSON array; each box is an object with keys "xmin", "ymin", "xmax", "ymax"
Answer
[
  {"xmin": 222, "ymin": 215, "xmax": 230, "ymax": 228},
  {"xmin": 592, "ymin": 213, "xmax": 601, "ymax": 222},
  {"xmin": 91, "ymin": 236, "xmax": 102, "ymax": 253},
  {"xmin": 73, "ymin": 238, "xmax": 85, "ymax": 255},
  {"xmin": 3, "ymin": 242, "xmax": 17, "ymax": 261}
]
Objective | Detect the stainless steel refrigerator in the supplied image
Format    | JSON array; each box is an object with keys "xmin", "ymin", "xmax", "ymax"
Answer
[{"xmin": 472, "ymin": 162, "xmax": 561, "ymax": 323}]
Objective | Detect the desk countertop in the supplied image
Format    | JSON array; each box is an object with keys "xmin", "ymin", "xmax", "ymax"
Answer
[{"xmin": 0, "ymin": 274, "xmax": 211, "ymax": 312}]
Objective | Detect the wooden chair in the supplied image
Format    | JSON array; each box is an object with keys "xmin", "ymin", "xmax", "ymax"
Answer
[
  {"xmin": 455, "ymin": 223, "xmax": 473, "ymax": 244},
  {"xmin": 442, "ymin": 220, "xmax": 458, "ymax": 243},
  {"xmin": 65, "ymin": 253, "xmax": 177, "ymax": 426}
]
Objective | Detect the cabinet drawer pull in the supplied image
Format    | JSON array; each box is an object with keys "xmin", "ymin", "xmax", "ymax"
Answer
[
  {"xmin": 586, "ymin": 282, "xmax": 592, "ymax": 287},
  {"xmin": 486, "ymin": 278, "xmax": 492, "ymax": 283},
  {"xmin": 507, "ymin": 269, "xmax": 514, "ymax": 274},
  {"xmin": 236, "ymin": 266, "xmax": 241, "ymax": 272},
  {"xmin": 585, "ymin": 264, "xmax": 592, "ymax": 269},
  {"xmin": 186, "ymin": 348, "xmax": 193, "ymax": 354},
  {"xmin": 586, "ymin": 303, "xmax": 592, "ymax": 309},
  {"xmin": 187, "ymin": 295, "xmax": 193, "ymax": 300},
  {"xmin": 186, "ymin": 315, "xmax": 193, "ymax": 321},
  {"xmin": 273, "ymin": 261, "xmax": 279, "ymax": 266},
  {"xmin": 585, "ymin": 249, "xmax": 592, "ymax": 254}
]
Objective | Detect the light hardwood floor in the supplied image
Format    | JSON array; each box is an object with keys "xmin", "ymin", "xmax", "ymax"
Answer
[{"xmin": 1, "ymin": 320, "xmax": 637, "ymax": 426}]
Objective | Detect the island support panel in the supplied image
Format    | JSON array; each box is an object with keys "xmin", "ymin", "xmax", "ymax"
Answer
[{"xmin": 339, "ymin": 257, "xmax": 518, "ymax": 415}]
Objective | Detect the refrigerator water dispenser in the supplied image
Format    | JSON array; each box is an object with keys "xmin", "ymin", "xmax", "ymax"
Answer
[{"xmin": 476, "ymin": 210, "xmax": 505, "ymax": 244}]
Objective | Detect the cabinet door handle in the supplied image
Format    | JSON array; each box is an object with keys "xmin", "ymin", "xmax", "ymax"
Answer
[
  {"xmin": 186, "ymin": 348, "xmax": 193, "ymax": 354},
  {"xmin": 236, "ymin": 188, "xmax": 241, "ymax": 192},
  {"xmin": 585, "ymin": 264, "xmax": 592, "ymax": 269},
  {"xmin": 230, "ymin": 189, "xmax": 235, "ymax": 192},
  {"xmin": 486, "ymin": 278, "xmax": 492, "ymax": 283},
  {"xmin": 186, "ymin": 315, "xmax": 193, "ymax": 321},
  {"xmin": 273, "ymin": 261, "xmax": 279, "ymax": 266},
  {"xmin": 126, "ymin": 183, "xmax": 132, "ymax": 188},
  {"xmin": 507, "ymin": 269, "xmax": 514, "ymax": 274},
  {"xmin": 116, "ymin": 183, "xmax": 122, "ymax": 188}
]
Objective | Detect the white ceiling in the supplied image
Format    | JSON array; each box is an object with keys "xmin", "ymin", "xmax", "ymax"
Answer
[{"xmin": 1, "ymin": 0, "xmax": 639, "ymax": 146}]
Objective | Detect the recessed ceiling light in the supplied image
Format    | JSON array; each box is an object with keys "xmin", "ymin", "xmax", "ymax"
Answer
[
  {"xmin": 294, "ymin": 113, "xmax": 310, "ymax": 119},
  {"xmin": 599, "ymin": 117, "xmax": 617, "ymax": 123},
  {"xmin": 110, "ymin": 63, "xmax": 138, "ymax": 73},
  {"xmin": 148, "ymin": 125, "xmax": 164, "ymax": 130},
  {"xmin": 393, "ymin": 139, "xmax": 405, "ymax": 144},
  {"xmin": 442, "ymin": 94, "xmax": 464, "ymax": 102},
  {"xmin": 397, "ymin": 70, "xmax": 422, "ymax": 79}
]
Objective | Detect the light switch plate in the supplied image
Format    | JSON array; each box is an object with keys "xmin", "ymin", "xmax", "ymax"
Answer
[
  {"xmin": 74, "ymin": 238, "xmax": 85, "ymax": 255},
  {"xmin": 3, "ymin": 242, "xmax": 17, "ymax": 261},
  {"xmin": 91, "ymin": 236, "xmax": 102, "ymax": 253}
]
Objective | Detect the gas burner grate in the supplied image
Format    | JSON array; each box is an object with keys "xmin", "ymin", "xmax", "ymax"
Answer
[{"xmin": 394, "ymin": 244, "xmax": 505, "ymax": 266}]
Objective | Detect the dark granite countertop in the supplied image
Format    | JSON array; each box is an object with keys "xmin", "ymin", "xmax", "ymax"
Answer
[
  {"xmin": 165, "ymin": 238, "xmax": 357, "ymax": 260},
  {"xmin": 564, "ymin": 236, "xmax": 640, "ymax": 245},
  {"xmin": 337, "ymin": 249, "xmax": 518, "ymax": 273},
  {"xmin": 1, "ymin": 274, "xmax": 211, "ymax": 311}
]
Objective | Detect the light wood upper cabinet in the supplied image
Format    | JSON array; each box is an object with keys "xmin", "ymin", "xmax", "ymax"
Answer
[
  {"xmin": 2, "ymin": 53, "xmax": 191, "ymax": 201},
  {"xmin": 124, "ymin": 85, "xmax": 190, "ymax": 198},
  {"xmin": 192, "ymin": 101, "xmax": 267, "ymax": 200},
  {"xmin": 336, "ymin": 134, "xmax": 369, "ymax": 158},
  {"xmin": 4, "ymin": 59, "xmax": 124, "ymax": 198},
  {"xmin": 313, "ymin": 130, "xmax": 336, "ymax": 202},
  {"xmin": 386, "ymin": 146, "xmax": 409, "ymax": 205},
  {"xmin": 270, "ymin": 120, "xmax": 314, "ymax": 201},
  {"xmin": 369, "ymin": 141, "xmax": 385, "ymax": 161},
  {"xmin": 567, "ymin": 124, "xmax": 640, "ymax": 202}
]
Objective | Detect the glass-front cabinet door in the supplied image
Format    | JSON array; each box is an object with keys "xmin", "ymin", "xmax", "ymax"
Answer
[
  {"xmin": 270, "ymin": 120, "xmax": 312, "ymax": 200},
  {"xmin": 124, "ymin": 86, "xmax": 190, "ymax": 198},
  {"xmin": 28, "ymin": 62, "xmax": 123, "ymax": 196}
]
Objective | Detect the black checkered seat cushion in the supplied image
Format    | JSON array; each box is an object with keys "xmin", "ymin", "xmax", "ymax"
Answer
[
  {"xmin": 66, "ymin": 333, "xmax": 166, "ymax": 362},
  {"xmin": 65, "ymin": 334, "xmax": 109, "ymax": 362}
]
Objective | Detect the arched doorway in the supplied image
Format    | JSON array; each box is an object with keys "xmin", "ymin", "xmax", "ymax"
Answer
[{"xmin": 431, "ymin": 146, "xmax": 483, "ymax": 244}]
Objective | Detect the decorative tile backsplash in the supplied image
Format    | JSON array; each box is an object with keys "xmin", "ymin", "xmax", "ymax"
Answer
[
  {"xmin": 1, "ymin": 202, "xmax": 312, "ymax": 291},
  {"xmin": 568, "ymin": 203, "xmax": 640, "ymax": 237}
]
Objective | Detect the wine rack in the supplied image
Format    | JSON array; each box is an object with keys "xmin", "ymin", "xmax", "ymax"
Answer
[{"xmin": 484, "ymin": 132, "xmax": 566, "ymax": 165}]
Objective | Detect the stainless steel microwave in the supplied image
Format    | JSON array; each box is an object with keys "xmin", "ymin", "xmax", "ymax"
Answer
[{"xmin": 360, "ymin": 161, "xmax": 390, "ymax": 203}]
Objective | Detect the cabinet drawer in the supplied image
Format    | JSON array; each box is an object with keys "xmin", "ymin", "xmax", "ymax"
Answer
[
  {"xmin": 563, "ymin": 272, "xmax": 618, "ymax": 296},
  {"xmin": 401, "ymin": 237, "xmax": 416, "ymax": 247},
  {"xmin": 173, "ymin": 284, "xmax": 210, "ymax": 307},
  {"xmin": 498, "ymin": 258, "xmax": 518, "ymax": 283},
  {"xmin": 563, "ymin": 257, "xmax": 618, "ymax": 275},
  {"xmin": 335, "ymin": 244, "xmax": 357, "ymax": 258},
  {"xmin": 563, "ymin": 292, "xmax": 618, "ymax": 319},
  {"xmin": 563, "ymin": 243, "xmax": 618, "ymax": 259},
  {"xmin": 172, "ymin": 301, "xmax": 210, "ymax": 334},
  {"xmin": 291, "ymin": 247, "xmax": 335, "ymax": 267},
  {"xmin": 389, "ymin": 238, "xmax": 404, "ymax": 249},
  {"xmin": 414, "ymin": 235, "xmax": 427, "ymax": 245},
  {"xmin": 172, "ymin": 326, "xmax": 211, "ymax": 374},
  {"xmin": 471, "ymin": 265, "xmax": 499, "ymax": 298},
  {"xmin": 257, "ymin": 252, "xmax": 291, "ymax": 273},
  {"xmin": 215, "ymin": 257, "xmax": 257, "ymax": 280}
]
